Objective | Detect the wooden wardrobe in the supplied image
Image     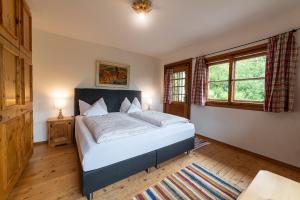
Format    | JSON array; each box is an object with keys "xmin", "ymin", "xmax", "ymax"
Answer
[{"xmin": 0, "ymin": 0, "xmax": 33, "ymax": 199}]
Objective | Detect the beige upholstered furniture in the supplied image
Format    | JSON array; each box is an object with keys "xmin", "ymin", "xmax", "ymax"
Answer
[{"xmin": 238, "ymin": 170, "xmax": 300, "ymax": 200}]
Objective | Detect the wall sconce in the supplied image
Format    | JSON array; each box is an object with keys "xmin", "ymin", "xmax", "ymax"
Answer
[{"xmin": 54, "ymin": 98, "xmax": 66, "ymax": 119}]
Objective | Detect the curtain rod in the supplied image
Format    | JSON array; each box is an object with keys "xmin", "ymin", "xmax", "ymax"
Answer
[{"xmin": 194, "ymin": 28, "xmax": 300, "ymax": 59}]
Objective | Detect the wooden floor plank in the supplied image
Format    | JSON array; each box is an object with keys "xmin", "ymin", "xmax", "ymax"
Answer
[{"xmin": 9, "ymin": 140, "xmax": 300, "ymax": 200}]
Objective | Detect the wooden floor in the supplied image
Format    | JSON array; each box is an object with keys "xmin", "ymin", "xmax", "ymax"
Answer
[{"xmin": 10, "ymin": 140, "xmax": 300, "ymax": 200}]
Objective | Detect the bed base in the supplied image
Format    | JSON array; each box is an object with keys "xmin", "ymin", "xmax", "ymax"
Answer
[{"xmin": 81, "ymin": 137, "xmax": 194, "ymax": 200}]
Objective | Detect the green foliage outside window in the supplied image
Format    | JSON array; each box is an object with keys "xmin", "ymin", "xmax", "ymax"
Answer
[
  {"xmin": 209, "ymin": 63, "xmax": 229, "ymax": 81},
  {"xmin": 234, "ymin": 56, "xmax": 266, "ymax": 102},
  {"xmin": 235, "ymin": 56, "xmax": 266, "ymax": 79},
  {"xmin": 235, "ymin": 80, "xmax": 264, "ymax": 101},
  {"xmin": 208, "ymin": 55, "xmax": 266, "ymax": 102},
  {"xmin": 208, "ymin": 63, "xmax": 229, "ymax": 100},
  {"xmin": 208, "ymin": 82, "xmax": 228, "ymax": 100}
]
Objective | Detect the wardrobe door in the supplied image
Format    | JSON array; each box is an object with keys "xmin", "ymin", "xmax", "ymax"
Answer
[
  {"xmin": 20, "ymin": 54, "xmax": 32, "ymax": 105},
  {"xmin": 22, "ymin": 111, "xmax": 33, "ymax": 161},
  {"xmin": 0, "ymin": 38, "xmax": 20, "ymax": 200},
  {"xmin": 0, "ymin": 0, "xmax": 20, "ymax": 47},
  {"xmin": 0, "ymin": 41, "xmax": 20, "ymax": 114},
  {"xmin": 0, "ymin": 117, "xmax": 22, "ymax": 199},
  {"xmin": 0, "ymin": 127, "xmax": 4, "ymax": 200},
  {"xmin": 0, "ymin": 1, "xmax": 32, "ymax": 199},
  {"xmin": 19, "ymin": 55, "xmax": 33, "ymax": 160},
  {"xmin": 20, "ymin": 0, "xmax": 32, "ymax": 57},
  {"xmin": 28, "ymin": 112, "xmax": 33, "ymax": 153}
]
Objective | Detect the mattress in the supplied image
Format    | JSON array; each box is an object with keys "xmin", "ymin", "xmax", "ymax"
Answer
[{"xmin": 75, "ymin": 115, "xmax": 195, "ymax": 172}]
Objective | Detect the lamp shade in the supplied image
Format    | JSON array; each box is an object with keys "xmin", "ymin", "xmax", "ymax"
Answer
[
  {"xmin": 145, "ymin": 98, "xmax": 153, "ymax": 106},
  {"xmin": 54, "ymin": 98, "xmax": 66, "ymax": 110}
]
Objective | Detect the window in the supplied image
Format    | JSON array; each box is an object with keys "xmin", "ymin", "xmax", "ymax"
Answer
[
  {"xmin": 208, "ymin": 62, "xmax": 229, "ymax": 101},
  {"xmin": 172, "ymin": 71, "xmax": 186, "ymax": 102},
  {"xmin": 207, "ymin": 44, "xmax": 267, "ymax": 110},
  {"xmin": 233, "ymin": 55, "xmax": 266, "ymax": 102}
]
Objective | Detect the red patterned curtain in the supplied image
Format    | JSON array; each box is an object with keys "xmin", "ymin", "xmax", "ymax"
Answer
[
  {"xmin": 264, "ymin": 31, "xmax": 298, "ymax": 112},
  {"xmin": 163, "ymin": 68, "xmax": 173, "ymax": 104},
  {"xmin": 191, "ymin": 56, "xmax": 208, "ymax": 106}
]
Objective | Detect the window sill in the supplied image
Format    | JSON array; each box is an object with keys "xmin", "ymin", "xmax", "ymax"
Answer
[{"xmin": 205, "ymin": 101, "xmax": 263, "ymax": 111}]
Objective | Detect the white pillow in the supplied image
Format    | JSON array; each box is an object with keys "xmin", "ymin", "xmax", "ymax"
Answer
[
  {"xmin": 83, "ymin": 102, "xmax": 108, "ymax": 116},
  {"xmin": 127, "ymin": 103, "xmax": 142, "ymax": 113},
  {"xmin": 120, "ymin": 97, "xmax": 131, "ymax": 113},
  {"xmin": 96, "ymin": 98, "xmax": 108, "ymax": 112},
  {"xmin": 79, "ymin": 100, "xmax": 91, "ymax": 115},
  {"xmin": 132, "ymin": 97, "xmax": 142, "ymax": 109},
  {"xmin": 79, "ymin": 98, "xmax": 107, "ymax": 115}
]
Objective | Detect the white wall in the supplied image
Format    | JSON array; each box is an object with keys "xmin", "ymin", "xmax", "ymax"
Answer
[
  {"xmin": 162, "ymin": 9, "xmax": 300, "ymax": 168},
  {"xmin": 33, "ymin": 29, "xmax": 162, "ymax": 142}
]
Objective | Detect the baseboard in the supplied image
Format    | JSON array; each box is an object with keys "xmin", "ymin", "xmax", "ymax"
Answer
[
  {"xmin": 196, "ymin": 133, "xmax": 300, "ymax": 172},
  {"xmin": 34, "ymin": 141, "xmax": 47, "ymax": 145}
]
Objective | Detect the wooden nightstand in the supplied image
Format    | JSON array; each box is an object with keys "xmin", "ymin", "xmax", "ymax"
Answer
[{"xmin": 47, "ymin": 116, "xmax": 74, "ymax": 147}]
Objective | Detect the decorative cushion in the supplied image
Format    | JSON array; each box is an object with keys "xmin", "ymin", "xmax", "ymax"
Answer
[
  {"xmin": 79, "ymin": 100, "xmax": 91, "ymax": 115},
  {"xmin": 97, "ymin": 98, "xmax": 108, "ymax": 112},
  {"xmin": 83, "ymin": 102, "xmax": 108, "ymax": 116},
  {"xmin": 132, "ymin": 97, "xmax": 142, "ymax": 109},
  {"xmin": 79, "ymin": 98, "xmax": 108, "ymax": 115},
  {"xmin": 127, "ymin": 103, "xmax": 142, "ymax": 113},
  {"xmin": 120, "ymin": 97, "xmax": 131, "ymax": 113}
]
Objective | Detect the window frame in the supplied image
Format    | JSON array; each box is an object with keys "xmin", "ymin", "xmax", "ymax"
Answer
[
  {"xmin": 171, "ymin": 71, "xmax": 186, "ymax": 102},
  {"xmin": 163, "ymin": 58, "xmax": 193, "ymax": 119},
  {"xmin": 206, "ymin": 44, "xmax": 267, "ymax": 111},
  {"xmin": 207, "ymin": 60, "xmax": 230, "ymax": 102}
]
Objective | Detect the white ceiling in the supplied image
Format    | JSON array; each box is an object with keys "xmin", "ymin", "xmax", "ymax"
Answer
[{"xmin": 28, "ymin": 0, "xmax": 300, "ymax": 58}]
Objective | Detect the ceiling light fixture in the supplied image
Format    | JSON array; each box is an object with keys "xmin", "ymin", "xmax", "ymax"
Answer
[{"xmin": 132, "ymin": 0, "xmax": 152, "ymax": 18}]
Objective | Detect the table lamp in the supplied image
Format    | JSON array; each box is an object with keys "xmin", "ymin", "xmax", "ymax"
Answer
[
  {"xmin": 54, "ymin": 98, "xmax": 66, "ymax": 119},
  {"xmin": 145, "ymin": 98, "xmax": 153, "ymax": 110}
]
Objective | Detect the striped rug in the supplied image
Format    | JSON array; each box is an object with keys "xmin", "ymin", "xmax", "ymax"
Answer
[{"xmin": 133, "ymin": 163, "xmax": 243, "ymax": 200}]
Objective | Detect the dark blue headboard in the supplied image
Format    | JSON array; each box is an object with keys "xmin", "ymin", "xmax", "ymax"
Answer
[{"xmin": 74, "ymin": 88, "xmax": 142, "ymax": 116}]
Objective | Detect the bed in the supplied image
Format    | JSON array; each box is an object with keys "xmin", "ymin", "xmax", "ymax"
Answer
[{"xmin": 74, "ymin": 88, "xmax": 195, "ymax": 200}]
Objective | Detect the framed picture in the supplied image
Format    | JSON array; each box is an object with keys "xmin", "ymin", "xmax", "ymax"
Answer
[{"xmin": 96, "ymin": 60, "xmax": 130, "ymax": 88}]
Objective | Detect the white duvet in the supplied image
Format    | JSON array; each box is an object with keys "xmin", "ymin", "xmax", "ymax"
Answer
[
  {"xmin": 83, "ymin": 113, "xmax": 153, "ymax": 143},
  {"xmin": 129, "ymin": 110, "xmax": 189, "ymax": 127}
]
